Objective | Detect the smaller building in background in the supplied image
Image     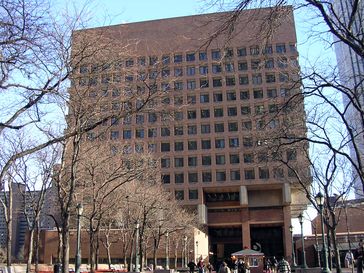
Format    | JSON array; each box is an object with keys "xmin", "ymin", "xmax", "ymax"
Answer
[{"xmin": 294, "ymin": 198, "xmax": 364, "ymax": 268}]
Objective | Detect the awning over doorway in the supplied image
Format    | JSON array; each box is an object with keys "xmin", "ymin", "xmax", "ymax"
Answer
[{"xmin": 231, "ymin": 249, "xmax": 264, "ymax": 256}]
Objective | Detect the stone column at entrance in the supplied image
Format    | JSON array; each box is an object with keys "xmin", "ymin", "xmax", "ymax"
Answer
[
  {"xmin": 283, "ymin": 183, "xmax": 292, "ymax": 260},
  {"xmin": 240, "ymin": 186, "xmax": 250, "ymax": 249}
]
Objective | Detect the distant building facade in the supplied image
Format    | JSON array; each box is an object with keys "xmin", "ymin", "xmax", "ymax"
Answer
[{"xmin": 333, "ymin": 0, "xmax": 364, "ymax": 198}]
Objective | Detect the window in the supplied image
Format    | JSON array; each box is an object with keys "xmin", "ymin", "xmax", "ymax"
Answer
[
  {"xmin": 188, "ymin": 156, "xmax": 198, "ymax": 167},
  {"xmin": 188, "ymin": 125, "xmax": 197, "ymax": 135},
  {"xmin": 242, "ymin": 121, "xmax": 252, "ymax": 131},
  {"xmin": 174, "ymin": 126, "xmax": 184, "ymax": 136},
  {"xmin": 225, "ymin": 63, "xmax": 234, "ymax": 72},
  {"xmin": 251, "ymin": 59, "xmax": 261, "ymax": 70},
  {"xmin": 213, "ymin": 78, "xmax": 223, "ymax": 87},
  {"xmin": 256, "ymin": 119, "xmax": 265, "ymax": 130},
  {"xmin": 201, "ymin": 109, "xmax": 210, "ymax": 118},
  {"xmin": 216, "ymin": 155, "xmax": 226, "ymax": 165},
  {"xmin": 136, "ymin": 114, "xmax": 144, "ymax": 124},
  {"xmin": 273, "ymin": 168, "xmax": 284, "ymax": 178},
  {"xmin": 213, "ymin": 93, "xmax": 223, "ymax": 102},
  {"xmin": 188, "ymin": 110, "xmax": 197, "ymax": 119},
  {"xmin": 174, "ymin": 67, "xmax": 183, "ymax": 77},
  {"xmin": 243, "ymin": 137, "xmax": 253, "ymax": 147},
  {"xmin": 148, "ymin": 128, "xmax": 157, "ymax": 138},
  {"xmin": 122, "ymin": 130, "xmax": 131, "ymax": 139},
  {"xmin": 212, "ymin": 50, "xmax": 221, "ymax": 60},
  {"xmin": 255, "ymin": 105, "xmax": 265, "ymax": 115},
  {"xmin": 229, "ymin": 137, "xmax": 239, "ymax": 147},
  {"xmin": 241, "ymin": 106, "xmax": 251, "ymax": 115},
  {"xmin": 110, "ymin": 131, "xmax": 119, "ymax": 140},
  {"xmin": 125, "ymin": 59, "xmax": 134, "ymax": 67},
  {"xmin": 230, "ymin": 154, "xmax": 240, "ymax": 164},
  {"xmin": 266, "ymin": 74, "xmax": 276, "ymax": 83},
  {"xmin": 253, "ymin": 90, "xmax": 263, "ymax": 99},
  {"xmin": 237, "ymin": 47, "xmax": 247, "ymax": 57},
  {"xmin": 231, "ymin": 170, "xmax": 241, "ymax": 181},
  {"xmin": 201, "ymin": 140, "xmax": 211, "ymax": 149},
  {"xmin": 265, "ymin": 59, "xmax": 274, "ymax": 69},
  {"xmin": 162, "ymin": 174, "xmax": 170, "ymax": 184},
  {"xmin": 186, "ymin": 53, "xmax": 195, "ymax": 62},
  {"xmin": 161, "ymin": 127, "xmax": 170, "ymax": 137},
  {"xmin": 199, "ymin": 65, "xmax": 208, "ymax": 75},
  {"xmin": 278, "ymin": 57, "xmax": 288, "ymax": 69},
  {"xmin": 174, "ymin": 54, "xmax": 183, "ymax": 63},
  {"xmin": 135, "ymin": 129, "xmax": 144, "ymax": 138},
  {"xmin": 147, "ymin": 143, "xmax": 155, "ymax": 152},
  {"xmin": 160, "ymin": 55, "xmax": 169, "ymax": 65},
  {"xmin": 216, "ymin": 171, "xmax": 226, "ymax": 182},
  {"xmin": 112, "ymin": 88, "xmax": 120, "ymax": 97},
  {"xmin": 279, "ymin": 72, "xmax": 289, "ymax": 82},
  {"xmin": 276, "ymin": 44, "xmax": 286, "ymax": 53},
  {"xmin": 244, "ymin": 169, "xmax": 255, "ymax": 179},
  {"xmin": 240, "ymin": 90, "xmax": 250, "ymax": 100},
  {"xmin": 162, "ymin": 98, "xmax": 170, "ymax": 105},
  {"xmin": 259, "ymin": 168, "xmax": 269, "ymax": 179},
  {"xmin": 214, "ymin": 108, "xmax": 224, "ymax": 117},
  {"xmin": 267, "ymin": 89, "xmax": 278, "ymax": 98},
  {"xmin": 149, "ymin": 56, "xmax": 158, "ymax": 65},
  {"xmin": 239, "ymin": 75, "xmax": 249, "ymax": 85},
  {"xmin": 174, "ymin": 81, "xmax": 183, "ymax": 90},
  {"xmin": 188, "ymin": 140, "xmax": 198, "ymax": 150},
  {"xmin": 250, "ymin": 46, "xmax": 259, "ymax": 55},
  {"xmin": 227, "ymin": 92, "xmax": 236, "ymax": 101},
  {"xmin": 228, "ymin": 122, "xmax": 238, "ymax": 132},
  {"xmin": 187, "ymin": 95, "xmax": 196, "ymax": 104},
  {"xmin": 187, "ymin": 80, "xmax": 196, "ymax": 90},
  {"xmin": 174, "ymin": 111, "xmax": 183, "ymax": 120},
  {"xmin": 188, "ymin": 173, "xmax": 198, "ymax": 183},
  {"xmin": 175, "ymin": 190, "xmax": 184, "ymax": 200},
  {"xmin": 162, "ymin": 69, "xmax": 170, "ymax": 78},
  {"xmin": 199, "ymin": 51, "xmax": 207, "ymax": 61},
  {"xmin": 287, "ymin": 149, "xmax": 297, "ymax": 161},
  {"xmin": 263, "ymin": 45, "xmax": 273, "ymax": 55},
  {"xmin": 175, "ymin": 173, "xmax": 184, "ymax": 184},
  {"xmin": 226, "ymin": 76, "xmax": 236, "ymax": 86},
  {"xmin": 212, "ymin": 64, "xmax": 222, "ymax": 74},
  {"xmin": 161, "ymin": 143, "xmax": 170, "ymax": 152},
  {"xmin": 161, "ymin": 158, "xmax": 170, "ymax": 168},
  {"xmin": 200, "ymin": 93, "xmax": 210, "ymax": 103},
  {"xmin": 238, "ymin": 62, "xmax": 248, "ymax": 71},
  {"xmin": 202, "ymin": 172, "xmax": 212, "ymax": 183},
  {"xmin": 269, "ymin": 105, "xmax": 278, "ymax": 113},
  {"xmin": 244, "ymin": 153, "xmax": 254, "ymax": 163},
  {"xmin": 187, "ymin": 66, "xmax": 196, "ymax": 76},
  {"xmin": 200, "ymin": 78, "xmax": 209, "ymax": 88},
  {"xmin": 189, "ymin": 189, "xmax": 198, "ymax": 199},
  {"xmin": 202, "ymin": 155, "xmax": 211, "ymax": 166},
  {"xmin": 201, "ymin": 124, "xmax": 211, "ymax": 134},
  {"xmin": 175, "ymin": 157, "xmax": 184, "ymax": 167},
  {"xmin": 228, "ymin": 107, "xmax": 237, "ymax": 116},
  {"xmin": 252, "ymin": 74, "xmax": 262, "ymax": 85},
  {"xmin": 225, "ymin": 48, "xmax": 233, "ymax": 58},
  {"xmin": 174, "ymin": 142, "xmax": 184, "ymax": 151},
  {"xmin": 215, "ymin": 138, "xmax": 225, "ymax": 149},
  {"xmin": 214, "ymin": 123, "xmax": 224, "ymax": 133}
]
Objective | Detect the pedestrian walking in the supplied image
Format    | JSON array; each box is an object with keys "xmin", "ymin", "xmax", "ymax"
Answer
[
  {"xmin": 218, "ymin": 262, "xmax": 231, "ymax": 273},
  {"xmin": 188, "ymin": 260, "xmax": 197, "ymax": 273},
  {"xmin": 277, "ymin": 257, "xmax": 291, "ymax": 273}
]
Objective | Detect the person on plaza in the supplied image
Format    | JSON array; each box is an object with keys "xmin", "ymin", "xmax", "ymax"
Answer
[
  {"xmin": 264, "ymin": 258, "xmax": 272, "ymax": 273},
  {"xmin": 271, "ymin": 257, "xmax": 278, "ymax": 273},
  {"xmin": 232, "ymin": 258, "xmax": 239, "ymax": 273},
  {"xmin": 277, "ymin": 257, "xmax": 291, "ymax": 273},
  {"xmin": 198, "ymin": 258, "xmax": 205, "ymax": 273},
  {"xmin": 218, "ymin": 262, "xmax": 231, "ymax": 273},
  {"xmin": 188, "ymin": 260, "xmax": 197, "ymax": 273},
  {"xmin": 345, "ymin": 250, "xmax": 354, "ymax": 268},
  {"xmin": 207, "ymin": 262, "xmax": 214, "ymax": 273},
  {"xmin": 355, "ymin": 239, "xmax": 364, "ymax": 273}
]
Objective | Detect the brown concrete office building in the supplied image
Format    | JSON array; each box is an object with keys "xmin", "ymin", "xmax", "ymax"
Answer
[{"xmin": 70, "ymin": 7, "xmax": 309, "ymax": 263}]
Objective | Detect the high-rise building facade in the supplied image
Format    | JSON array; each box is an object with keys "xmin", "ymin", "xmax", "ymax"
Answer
[
  {"xmin": 69, "ymin": 7, "xmax": 309, "ymax": 262},
  {"xmin": 333, "ymin": 0, "xmax": 364, "ymax": 198}
]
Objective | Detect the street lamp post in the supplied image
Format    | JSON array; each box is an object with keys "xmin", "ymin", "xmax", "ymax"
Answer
[
  {"xmin": 183, "ymin": 236, "xmax": 187, "ymax": 267},
  {"xmin": 165, "ymin": 232, "xmax": 169, "ymax": 270},
  {"xmin": 196, "ymin": 241, "xmax": 199, "ymax": 261},
  {"xmin": 289, "ymin": 225, "xmax": 297, "ymax": 267},
  {"xmin": 75, "ymin": 203, "xmax": 83, "ymax": 273},
  {"xmin": 315, "ymin": 192, "xmax": 331, "ymax": 273},
  {"xmin": 135, "ymin": 222, "xmax": 140, "ymax": 272},
  {"xmin": 298, "ymin": 213, "xmax": 308, "ymax": 269}
]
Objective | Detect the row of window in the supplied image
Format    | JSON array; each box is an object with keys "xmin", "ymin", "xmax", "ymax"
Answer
[
  {"xmin": 160, "ymin": 150, "xmax": 297, "ymax": 168},
  {"xmin": 163, "ymin": 166, "xmax": 295, "ymax": 185},
  {"xmin": 79, "ymin": 43, "xmax": 297, "ymax": 74},
  {"xmin": 81, "ymin": 71, "xmax": 294, "ymax": 87}
]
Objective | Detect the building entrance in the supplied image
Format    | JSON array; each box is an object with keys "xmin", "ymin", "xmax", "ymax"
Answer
[{"xmin": 250, "ymin": 226, "xmax": 284, "ymax": 257}]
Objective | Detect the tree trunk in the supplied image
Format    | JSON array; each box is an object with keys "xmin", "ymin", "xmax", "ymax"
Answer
[
  {"xmin": 62, "ymin": 224, "xmax": 70, "ymax": 273},
  {"xmin": 89, "ymin": 231, "xmax": 95, "ymax": 273},
  {"xmin": 35, "ymin": 224, "xmax": 40, "ymax": 273},
  {"xmin": 96, "ymin": 234, "xmax": 100, "ymax": 270},
  {"xmin": 26, "ymin": 229, "xmax": 35, "ymax": 273},
  {"xmin": 330, "ymin": 227, "xmax": 342, "ymax": 273}
]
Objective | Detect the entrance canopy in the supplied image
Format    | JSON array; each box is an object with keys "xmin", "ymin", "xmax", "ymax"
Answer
[{"xmin": 231, "ymin": 249, "xmax": 264, "ymax": 257}]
